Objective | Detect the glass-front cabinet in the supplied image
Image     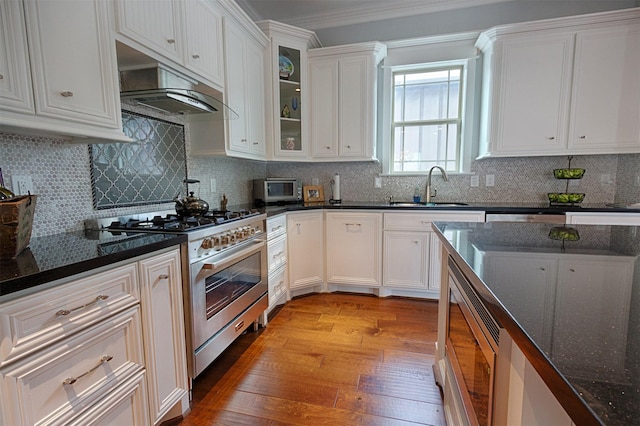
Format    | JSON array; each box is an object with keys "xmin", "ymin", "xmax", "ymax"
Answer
[{"xmin": 257, "ymin": 20, "xmax": 320, "ymax": 160}]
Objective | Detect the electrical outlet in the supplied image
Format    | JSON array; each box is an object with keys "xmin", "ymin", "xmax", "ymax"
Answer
[
  {"xmin": 600, "ymin": 173, "xmax": 613, "ymax": 185},
  {"xmin": 485, "ymin": 174, "xmax": 495, "ymax": 187},
  {"xmin": 210, "ymin": 178, "xmax": 217, "ymax": 193},
  {"xmin": 11, "ymin": 175, "xmax": 34, "ymax": 195},
  {"xmin": 374, "ymin": 177, "xmax": 382, "ymax": 188},
  {"xmin": 470, "ymin": 175, "xmax": 479, "ymax": 187}
]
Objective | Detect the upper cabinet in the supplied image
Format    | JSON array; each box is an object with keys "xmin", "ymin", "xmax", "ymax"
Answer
[
  {"xmin": 0, "ymin": 0, "xmax": 129, "ymax": 142},
  {"xmin": 221, "ymin": 10, "xmax": 268, "ymax": 159},
  {"xmin": 308, "ymin": 43, "xmax": 386, "ymax": 161},
  {"xmin": 113, "ymin": 0, "xmax": 225, "ymax": 90},
  {"xmin": 258, "ymin": 20, "xmax": 321, "ymax": 161},
  {"xmin": 476, "ymin": 9, "xmax": 640, "ymax": 158}
]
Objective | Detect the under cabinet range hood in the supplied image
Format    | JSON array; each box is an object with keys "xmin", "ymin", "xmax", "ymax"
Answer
[{"xmin": 119, "ymin": 66, "xmax": 237, "ymax": 118}]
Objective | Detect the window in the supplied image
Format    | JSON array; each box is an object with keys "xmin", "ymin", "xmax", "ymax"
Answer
[{"xmin": 391, "ymin": 66, "xmax": 462, "ymax": 173}]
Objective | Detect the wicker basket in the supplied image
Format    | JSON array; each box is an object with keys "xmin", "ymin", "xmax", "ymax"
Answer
[{"xmin": 0, "ymin": 195, "xmax": 37, "ymax": 259}]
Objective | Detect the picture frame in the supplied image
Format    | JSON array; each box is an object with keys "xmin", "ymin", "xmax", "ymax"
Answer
[{"xmin": 303, "ymin": 185, "xmax": 324, "ymax": 203}]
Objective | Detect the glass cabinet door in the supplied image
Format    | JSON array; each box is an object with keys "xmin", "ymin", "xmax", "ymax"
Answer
[{"xmin": 278, "ymin": 46, "xmax": 302, "ymax": 153}]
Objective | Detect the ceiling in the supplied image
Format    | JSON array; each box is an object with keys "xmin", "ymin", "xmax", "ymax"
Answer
[{"xmin": 235, "ymin": 0, "xmax": 514, "ymax": 31}]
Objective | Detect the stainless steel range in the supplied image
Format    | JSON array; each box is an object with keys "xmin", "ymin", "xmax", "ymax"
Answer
[{"xmin": 86, "ymin": 209, "xmax": 268, "ymax": 378}]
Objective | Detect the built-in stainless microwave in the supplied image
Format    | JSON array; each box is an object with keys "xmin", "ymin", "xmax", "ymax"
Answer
[{"xmin": 253, "ymin": 178, "xmax": 302, "ymax": 205}]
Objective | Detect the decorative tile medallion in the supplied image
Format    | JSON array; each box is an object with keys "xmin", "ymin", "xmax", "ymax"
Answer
[{"xmin": 89, "ymin": 112, "xmax": 186, "ymax": 209}]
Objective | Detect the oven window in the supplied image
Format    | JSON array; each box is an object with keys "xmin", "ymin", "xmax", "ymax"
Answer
[
  {"xmin": 205, "ymin": 251, "xmax": 262, "ymax": 319},
  {"xmin": 448, "ymin": 288, "xmax": 492, "ymax": 426}
]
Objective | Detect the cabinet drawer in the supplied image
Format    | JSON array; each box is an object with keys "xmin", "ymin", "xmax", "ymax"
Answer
[
  {"xmin": 0, "ymin": 306, "xmax": 145, "ymax": 426},
  {"xmin": 266, "ymin": 214, "xmax": 287, "ymax": 240},
  {"xmin": 67, "ymin": 370, "xmax": 149, "ymax": 426},
  {"xmin": 384, "ymin": 211, "xmax": 485, "ymax": 230},
  {"xmin": 0, "ymin": 263, "xmax": 139, "ymax": 367},
  {"xmin": 268, "ymin": 266, "xmax": 288, "ymax": 306},
  {"xmin": 267, "ymin": 233, "xmax": 288, "ymax": 273}
]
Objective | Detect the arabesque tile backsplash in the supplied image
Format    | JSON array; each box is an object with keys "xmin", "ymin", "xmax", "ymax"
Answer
[{"xmin": 1, "ymin": 112, "xmax": 638, "ymax": 237}]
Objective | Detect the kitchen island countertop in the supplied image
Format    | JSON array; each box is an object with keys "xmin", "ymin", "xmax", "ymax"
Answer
[{"xmin": 432, "ymin": 221, "xmax": 640, "ymax": 425}]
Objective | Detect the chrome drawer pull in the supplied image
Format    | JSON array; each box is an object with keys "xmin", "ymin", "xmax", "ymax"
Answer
[
  {"xmin": 56, "ymin": 294, "xmax": 109, "ymax": 316},
  {"xmin": 63, "ymin": 355, "xmax": 113, "ymax": 385},
  {"xmin": 60, "ymin": 91, "xmax": 74, "ymax": 97}
]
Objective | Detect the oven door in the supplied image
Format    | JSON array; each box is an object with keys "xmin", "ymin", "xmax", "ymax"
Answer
[
  {"xmin": 446, "ymin": 272, "xmax": 496, "ymax": 426},
  {"xmin": 190, "ymin": 239, "xmax": 267, "ymax": 351}
]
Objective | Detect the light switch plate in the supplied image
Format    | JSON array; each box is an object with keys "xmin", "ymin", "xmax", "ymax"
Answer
[
  {"xmin": 485, "ymin": 174, "xmax": 495, "ymax": 187},
  {"xmin": 374, "ymin": 177, "xmax": 382, "ymax": 188},
  {"xmin": 470, "ymin": 175, "xmax": 479, "ymax": 187}
]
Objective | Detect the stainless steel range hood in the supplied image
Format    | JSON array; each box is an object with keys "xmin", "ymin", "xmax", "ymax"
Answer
[{"xmin": 119, "ymin": 66, "xmax": 237, "ymax": 118}]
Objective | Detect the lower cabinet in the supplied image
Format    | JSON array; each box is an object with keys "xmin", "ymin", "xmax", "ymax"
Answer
[
  {"xmin": 266, "ymin": 214, "xmax": 288, "ymax": 313},
  {"xmin": 326, "ymin": 211, "xmax": 382, "ymax": 287},
  {"xmin": 287, "ymin": 211, "xmax": 324, "ymax": 292},
  {"xmin": 138, "ymin": 249, "xmax": 189, "ymax": 425},
  {"xmin": 0, "ymin": 247, "xmax": 188, "ymax": 425},
  {"xmin": 383, "ymin": 211, "xmax": 485, "ymax": 296}
]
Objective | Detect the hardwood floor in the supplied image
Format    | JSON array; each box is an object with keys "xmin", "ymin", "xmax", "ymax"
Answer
[{"xmin": 179, "ymin": 293, "xmax": 445, "ymax": 425}]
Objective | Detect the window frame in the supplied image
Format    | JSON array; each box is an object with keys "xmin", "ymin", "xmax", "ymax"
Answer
[{"xmin": 380, "ymin": 57, "xmax": 479, "ymax": 176}]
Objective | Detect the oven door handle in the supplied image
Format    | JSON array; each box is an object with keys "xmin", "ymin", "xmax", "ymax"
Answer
[{"xmin": 202, "ymin": 239, "xmax": 265, "ymax": 272}]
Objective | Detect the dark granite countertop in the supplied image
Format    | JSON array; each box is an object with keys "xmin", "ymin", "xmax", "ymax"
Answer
[
  {"xmin": 0, "ymin": 230, "xmax": 187, "ymax": 302},
  {"xmin": 262, "ymin": 200, "xmax": 640, "ymax": 217},
  {"xmin": 432, "ymin": 221, "xmax": 640, "ymax": 425}
]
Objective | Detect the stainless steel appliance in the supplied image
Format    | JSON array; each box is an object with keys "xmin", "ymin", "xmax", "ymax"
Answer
[
  {"xmin": 86, "ymin": 208, "xmax": 267, "ymax": 378},
  {"xmin": 446, "ymin": 256, "xmax": 500, "ymax": 426},
  {"xmin": 253, "ymin": 178, "xmax": 302, "ymax": 205}
]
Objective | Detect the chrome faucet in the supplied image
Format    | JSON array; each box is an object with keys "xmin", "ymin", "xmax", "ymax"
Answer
[{"xmin": 426, "ymin": 166, "xmax": 449, "ymax": 203}]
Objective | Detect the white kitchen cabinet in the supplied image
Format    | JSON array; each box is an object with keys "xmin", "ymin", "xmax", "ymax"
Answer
[
  {"xmin": 476, "ymin": 9, "xmax": 640, "ymax": 158},
  {"xmin": 568, "ymin": 25, "xmax": 640, "ymax": 152},
  {"xmin": 0, "ymin": 0, "xmax": 33, "ymax": 114},
  {"xmin": 326, "ymin": 212, "xmax": 382, "ymax": 287},
  {"xmin": 113, "ymin": 0, "xmax": 225, "ymax": 90},
  {"xmin": 383, "ymin": 231, "xmax": 430, "ymax": 288},
  {"xmin": 266, "ymin": 214, "xmax": 288, "ymax": 313},
  {"xmin": 222, "ymin": 13, "xmax": 267, "ymax": 159},
  {"xmin": 287, "ymin": 211, "xmax": 324, "ymax": 292},
  {"xmin": 308, "ymin": 42, "xmax": 386, "ymax": 161},
  {"xmin": 477, "ymin": 33, "xmax": 573, "ymax": 156},
  {"xmin": 0, "ymin": 0, "xmax": 129, "ymax": 142},
  {"xmin": 113, "ymin": 0, "xmax": 182, "ymax": 63},
  {"xmin": 138, "ymin": 249, "xmax": 189, "ymax": 425},
  {"xmin": 258, "ymin": 20, "xmax": 321, "ymax": 161},
  {"xmin": 0, "ymin": 247, "xmax": 189, "ymax": 425},
  {"xmin": 383, "ymin": 211, "xmax": 485, "ymax": 297},
  {"xmin": 0, "ymin": 307, "xmax": 146, "ymax": 425},
  {"xmin": 183, "ymin": 0, "xmax": 225, "ymax": 88},
  {"xmin": 565, "ymin": 212, "xmax": 640, "ymax": 225}
]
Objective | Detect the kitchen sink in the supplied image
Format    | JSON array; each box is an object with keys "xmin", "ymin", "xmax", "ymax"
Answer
[{"xmin": 389, "ymin": 201, "xmax": 468, "ymax": 207}]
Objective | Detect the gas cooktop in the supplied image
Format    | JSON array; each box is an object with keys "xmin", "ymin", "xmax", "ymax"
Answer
[{"xmin": 85, "ymin": 209, "xmax": 262, "ymax": 234}]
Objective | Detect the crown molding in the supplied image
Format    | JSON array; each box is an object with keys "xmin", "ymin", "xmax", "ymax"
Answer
[{"xmin": 283, "ymin": 0, "xmax": 515, "ymax": 30}]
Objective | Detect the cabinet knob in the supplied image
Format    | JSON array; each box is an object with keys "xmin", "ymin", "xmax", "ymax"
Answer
[
  {"xmin": 579, "ymin": 135, "xmax": 586, "ymax": 139},
  {"xmin": 539, "ymin": 267, "xmax": 546, "ymax": 271},
  {"xmin": 241, "ymin": 138, "xmax": 247, "ymax": 142},
  {"xmin": 159, "ymin": 274, "xmax": 169, "ymax": 279},
  {"xmin": 192, "ymin": 54, "xmax": 200, "ymax": 59},
  {"xmin": 167, "ymin": 38, "xmax": 175, "ymax": 44},
  {"xmin": 0, "ymin": 74, "xmax": 4, "ymax": 80},
  {"xmin": 253, "ymin": 142, "xmax": 259, "ymax": 145},
  {"xmin": 346, "ymin": 145, "xmax": 351, "ymax": 149},
  {"xmin": 60, "ymin": 91, "xmax": 74, "ymax": 97},
  {"xmin": 546, "ymin": 136, "xmax": 555, "ymax": 140},
  {"xmin": 325, "ymin": 146, "xmax": 331, "ymax": 150},
  {"xmin": 569, "ymin": 268, "xmax": 575, "ymax": 272}
]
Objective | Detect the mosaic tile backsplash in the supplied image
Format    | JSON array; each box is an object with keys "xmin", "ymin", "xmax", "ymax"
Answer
[{"xmin": 0, "ymin": 120, "xmax": 638, "ymax": 237}]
